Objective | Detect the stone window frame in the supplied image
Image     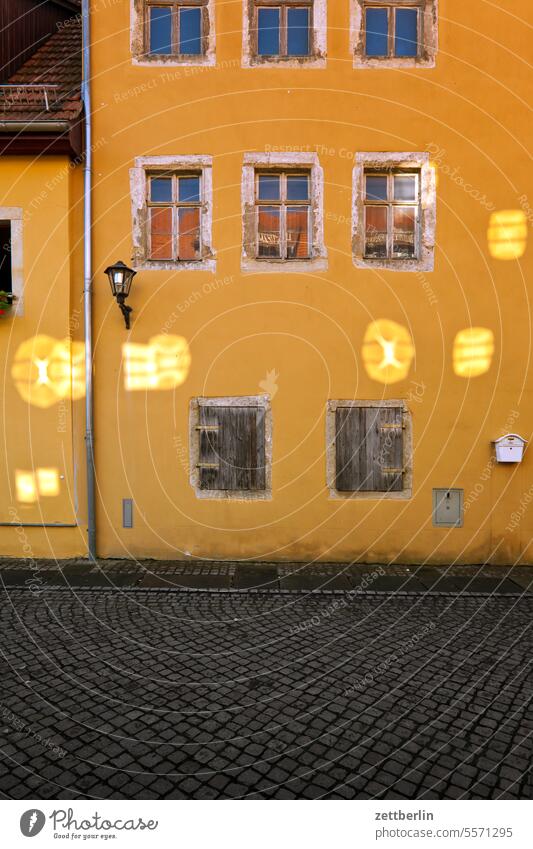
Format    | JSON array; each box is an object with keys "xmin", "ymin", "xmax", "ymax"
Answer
[
  {"xmin": 352, "ymin": 152, "xmax": 436, "ymax": 272},
  {"xmin": 242, "ymin": 152, "xmax": 327, "ymax": 273},
  {"xmin": 326, "ymin": 399, "xmax": 413, "ymax": 500},
  {"xmin": 130, "ymin": 155, "xmax": 215, "ymax": 272},
  {"xmin": 189, "ymin": 395, "xmax": 273, "ymax": 501},
  {"xmin": 0, "ymin": 207, "xmax": 23, "ymax": 316},
  {"xmin": 131, "ymin": 0, "xmax": 216, "ymax": 66},
  {"xmin": 351, "ymin": 0, "xmax": 438, "ymax": 69},
  {"xmin": 242, "ymin": 0, "xmax": 327, "ymax": 68}
]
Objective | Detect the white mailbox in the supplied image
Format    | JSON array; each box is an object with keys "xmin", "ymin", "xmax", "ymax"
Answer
[{"xmin": 493, "ymin": 433, "xmax": 527, "ymax": 463}]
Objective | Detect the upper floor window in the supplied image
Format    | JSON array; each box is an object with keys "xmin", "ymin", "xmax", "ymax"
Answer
[
  {"xmin": 255, "ymin": 171, "xmax": 311, "ymax": 260},
  {"xmin": 256, "ymin": 3, "xmax": 311, "ymax": 57},
  {"xmin": 131, "ymin": 0, "xmax": 215, "ymax": 65},
  {"xmin": 147, "ymin": 2, "xmax": 206, "ymax": 56},
  {"xmin": 351, "ymin": 0, "xmax": 437, "ymax": 68},
  {"xmin": 130, "ymin": 155, "xmax": 215, "ymax": 271},
  {"xmin": 148, "ymin": 172, "xmax": 203, "ymax": 261},
  {"xmin": 243, "ymin": 0, "xmax": 326, "ymax": 67},
  {"xmin": 352, "ymin": 152, "xmax": 436, "ymax": 272},
  {"xmin": 242, "ymin": 152, "xmax": 327, "ymax": 272},
  {"xmin": 364, "ymin": 171, "xmax": 419, "ymax": 260}
]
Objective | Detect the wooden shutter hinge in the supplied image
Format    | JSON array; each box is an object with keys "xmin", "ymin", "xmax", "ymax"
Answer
[
  {"xmin": 196, "ymin": 463, "xmax": 220, "ymax": 469},
  {"xmin": 382, "ymin": 468, "xmax": 405, "ymax": 474},
  {"xmin": 380, "ymin": 424, "xmax": 406, "ymax": 429},
  {"xmin": 196, "ymin": 425, "xmax": 219, "ymax": 431}
]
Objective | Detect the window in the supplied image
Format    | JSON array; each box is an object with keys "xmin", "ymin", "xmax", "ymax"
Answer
[
  {"xmin": 130, "ymin": 155, "xmax": 215, "ymax": 271},
  {"xmin": 256, "ymin": 3, "xmax": 311, "ymax": 57},
  {"xmin": 242, "ymin": 152, "xmax": 327, "ymax": 272},
  {"xmin": 0, "ymin": 208, "xmax": 22, "ymax": 314},
  {"xmin": 147, "ymin": 1, "xmax": 205, "ymax": 55},
  {"xmin": 351, "ymin": 0, "xmax": 437, "ymax": 68},
  {"xmin": 0, "ymin": 222, "xmax": 12, "ymax": 293},
  {"xmin": 255, "ymin": 171, "xmax": 310, "ymax": 260},
  {"xmin": 243, "ymin": 0, "xmax": 326, "ymax": 67},
  {"xmin": 190, "ymin": 396, "xmax": 272, "ymax": 499},
  {"xmin": 131, "ymin": 0, "xmax": 215, "ymax": 65},
  {"xmin": 148, "ymin": 172, "xmax": 202, "ymax": 261},
  {"xmin": 326, "ymin": 401, "xmax": 412, "ymax": 499},
  {"xmin": 364, "ymin": 4, "xmax": 420, "ymax": 57},
  {"xmin": 352, "ymin": 152, "xmax": 435, "ymax": 271},
  {"xmin": 364, "ymin": 171, "xmax": 419, "ymax": 259}
]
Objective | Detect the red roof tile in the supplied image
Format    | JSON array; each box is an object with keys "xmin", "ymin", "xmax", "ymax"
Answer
[{"xmin": 0, "ymin": 19, "xmax": 81, "ymax": 124}]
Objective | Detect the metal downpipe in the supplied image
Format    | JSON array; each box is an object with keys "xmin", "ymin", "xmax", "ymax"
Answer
[{"xmin": 81, "ymin": 0, "xmax": 96, "ymax": 560}]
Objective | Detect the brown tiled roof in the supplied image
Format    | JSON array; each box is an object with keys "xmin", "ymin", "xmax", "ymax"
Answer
[{"xmin": 0, "ymin": 19, "xmax": 81, "ymax": 124}]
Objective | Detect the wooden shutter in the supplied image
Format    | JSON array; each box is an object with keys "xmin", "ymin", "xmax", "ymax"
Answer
[
  {"xmin": 198, "ymin": 405, "xmax": 266, "ymax": 491},
  {"xmin": 335, "ymin": 405, "xmax": 404, "ymax": 492}
]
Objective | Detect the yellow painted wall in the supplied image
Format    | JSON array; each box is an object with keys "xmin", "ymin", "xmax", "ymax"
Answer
[
  {"xmin": 0, "ymin": 157, "xmax": 86, "ymax": 558},
  {"xmin": 5, "ymin": 1, "xmax": 529, "ymax": 563},
  {"xmin": 87, "ymin": 0, "xmax": 532, "ymax": 564}
]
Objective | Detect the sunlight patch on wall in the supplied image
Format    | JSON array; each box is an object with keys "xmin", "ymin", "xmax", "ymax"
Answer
[
  {"xmin": 362, "ymin": 319, "xmax": 415, "ymax": 384},
  {"xmin": 11, "ymin": 336, "xmax": 85, "ymax": 408},
  {"xmin": 15, "ymin": 468, "xmax": 60, "ymax": 503},
  {"xmin": 123, "ymin": 335, "xmax": 191, "ymax": 391},
  {"xmin": 487, "ymin": 210, "xmax": 527, "ymax": 260},
  {"xmin": 453, "ymin": 327, "xmax": 494, "ymax": 378}
]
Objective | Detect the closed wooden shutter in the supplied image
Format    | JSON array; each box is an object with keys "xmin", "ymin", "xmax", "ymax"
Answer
[
  {"xmin": 335, "ymin": 405, "xmax": 404, "ymax": 492},
  {"xmin": 198, "ymin": 405, "xmax": 266, "ymax": 491}
]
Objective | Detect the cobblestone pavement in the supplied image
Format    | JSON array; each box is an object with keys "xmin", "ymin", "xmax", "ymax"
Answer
[{"xmin": 0, "ymin": 586, "xmax": 531, "ymax": 799}]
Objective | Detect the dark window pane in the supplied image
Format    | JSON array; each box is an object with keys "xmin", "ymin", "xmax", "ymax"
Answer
[
  {"xmin": 287, "ymin": 207, "xmax": 309, "ymax": 258},
  {"xmin": 366, "ymin": 175, "xmax": 388, "ymax": 201},
  {"xmin": 0, "ymin": 222, "xmax": 12, "ymax": 293},
  {"xmin": 287, "ymin": 7, "xmax": 310, "ymax": 56},
  {"xmin": 394, "ymin": 175, "xmax": 417, "ymax": 201},
  {"xmin": 178, "ymin": 207, "xmax": 201, "ymax": 259},
  {"xmin": 365, "ymin": 8, "xmax": 388, "ymax": 56},
  {"xmin": 258, "ymin": 174, "xmax": 280, "ymax": 200},
  {"xmin": 257, "ymin": 206, "xmax": 281, "ymax": 257},
  {"xmin": 287, "ymin": 174, "xmax": 309, "ymax": 200},
  {"xmin": 150, "ymin": 7, "xmax": 172, "ymax": 55},
  {"xmin": 179, "ymin": 7, "xmax": 202, "ymax": 55},
  {"xmin": 393, "ymin": 206, "xmax": 416, "ymax": 257},
  {"xmin": 365, "ymin": 206, "xmax": 388, "ymax": 257},
  {"xmin": 179, "ymin": 176, "xmax": 201, "ymax": 202},
  {"xmin": 395, "ymin": 8, "xmax": 418, "ymax": 57},
  {"xmin": 257, "ymin": 7, "xmax": 280, "ymax": 55},
  {"xmin": 150, "ymin": 177, "xmax": 173, "ymax": 202},
  {"xmin": 150, "ymin": 207, "xmax": 173, "ymax": 259}
]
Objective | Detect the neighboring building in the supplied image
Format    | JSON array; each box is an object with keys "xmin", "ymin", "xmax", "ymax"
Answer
[
  {"xmin": 0, "ymin": 1, "xmax": 531, "ymax": 564},
  {"xmin": 0, "ymin": 9, "xmax": 85, "ymax": 557}
]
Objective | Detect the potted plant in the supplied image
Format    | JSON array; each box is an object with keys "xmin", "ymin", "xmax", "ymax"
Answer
[{"xmin": 0, "ymin": 291, "xmax": 16, "ymax": 316}]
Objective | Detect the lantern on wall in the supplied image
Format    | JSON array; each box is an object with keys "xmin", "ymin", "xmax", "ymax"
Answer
[
  {"xmin": 453, "ymin": 327, "xmax": 494, "ymax": 378},
  {"xmin": 487, "ymin": 210, "xmax": 527, "ymax": 260},
  {"xmin": 362, "ymin": 319, "xmax": 415, "ymax": 384}
]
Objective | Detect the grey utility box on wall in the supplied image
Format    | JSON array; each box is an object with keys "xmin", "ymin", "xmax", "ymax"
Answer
[{"xmin": 433, "ymin": 489, "xmax": 464, "ymax": 527}]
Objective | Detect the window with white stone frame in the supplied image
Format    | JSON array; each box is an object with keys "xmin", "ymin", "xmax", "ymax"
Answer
[
  {"xmin": 242, "ymin": 152, "xmax": 327, "ymax": 273},
  {"xmin": 352, "ymin": 152, "xmax": 436, "ymax": 272},
  {"xmin": 131, "ymin": 0, "xmax": 215, "ymax": 66},
  {"xmin": 130, "ymin": 155, "xmax": 215, "ymax": 271},
  {"xmin": 242, "ymin": 0, "xmax": 326, "ymax": 67},
  {"xmin": 351, "ymin": 0, "xmax": 438, "ymax": 69}
]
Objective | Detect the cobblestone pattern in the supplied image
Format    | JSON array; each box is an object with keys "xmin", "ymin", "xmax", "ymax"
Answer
[{"xmin": 0, "ymin": 588, "xmax": 531, "ymax": 799}]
